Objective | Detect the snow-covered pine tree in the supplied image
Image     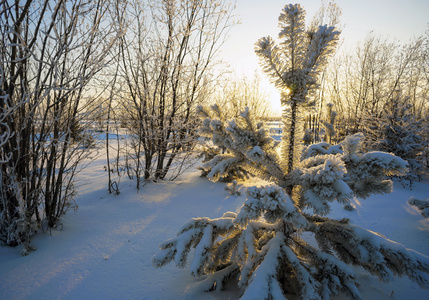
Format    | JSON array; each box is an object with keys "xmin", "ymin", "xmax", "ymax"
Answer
[
  {"xmin": 153, "ymin": 4, "xmax": 429, "ymax": 299},
  {"xmin": 154, "ymin": 105, "xmax": 428, "ymax": 299}
]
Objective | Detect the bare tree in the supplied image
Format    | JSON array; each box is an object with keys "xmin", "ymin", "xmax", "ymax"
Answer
[
  {"xmin": 325, "ymin": 34, "xmax": 426, "ymax": 134},
  {"xmin": 0, "ymin": 0, "xmax": 123, "ymax": 254},
  {"xmin": 322, "ymin": 33, "xmax": 429, "ymax": 176},
  {"xmin": 116, "ymin": 0, "xmax": 236, "ymax": 188},
  {"xmin": 213, "ymin": 73, "xmax": 272, "ymax": 121}
]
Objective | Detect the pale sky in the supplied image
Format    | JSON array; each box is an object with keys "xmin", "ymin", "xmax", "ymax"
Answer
[{"xmin": 219, "ymin": 0, "xmax": 429, "ymax": 114}]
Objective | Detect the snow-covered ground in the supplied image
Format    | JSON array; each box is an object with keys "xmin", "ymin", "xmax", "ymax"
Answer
[{"xmin": 0, "ymin": 147, "xmax": 428, "ymax": 299}]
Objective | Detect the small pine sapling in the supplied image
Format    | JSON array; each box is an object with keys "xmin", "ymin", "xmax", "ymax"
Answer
[
  {"xmin": 225, "ymin": 180, "xmax": 241, "ymax": 196},
  {"xmin": 153, "ymin": 3, "xmax": 429, "ymax": 299}
]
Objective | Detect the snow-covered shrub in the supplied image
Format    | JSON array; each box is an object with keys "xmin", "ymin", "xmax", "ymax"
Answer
[
  {"xmin": 153, "ymin": 3, "xmax": 429, "ymax": 299},
  {"xmin": 364, "ymin": 88, "xmax": 426, "ymax": 186},
  {"xmin": 408, "ymin": 197, "xmax": 429, "ymax": 218},
  {"xmin": 343, "ymin": 203, "xmax": 356, "ymax": 211}
]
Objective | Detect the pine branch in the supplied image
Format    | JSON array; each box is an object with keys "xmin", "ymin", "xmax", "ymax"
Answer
[{"xmin": 197, "ymin": 105, "xmax": 287, "ymax": 185}]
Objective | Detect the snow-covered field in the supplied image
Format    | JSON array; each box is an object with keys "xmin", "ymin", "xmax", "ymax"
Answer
[{"xmin": 0, "ymin": 147, "xmax": 428, "ymax": 300}]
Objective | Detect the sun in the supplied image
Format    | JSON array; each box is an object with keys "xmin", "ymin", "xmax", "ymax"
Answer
[{"xmin": 260, "ymin": 77, "xmax": 282, "ymax": 117}]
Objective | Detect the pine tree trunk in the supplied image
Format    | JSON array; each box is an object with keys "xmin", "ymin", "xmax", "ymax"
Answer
[{"xmin": 287, "ymin": 98, "xmax": 298, "ymax": 174}]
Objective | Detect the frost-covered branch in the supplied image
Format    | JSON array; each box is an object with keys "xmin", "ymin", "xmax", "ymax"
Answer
[{"xmin": 197, "ymin": 105, "xmax": 286, "ymax": 185}]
